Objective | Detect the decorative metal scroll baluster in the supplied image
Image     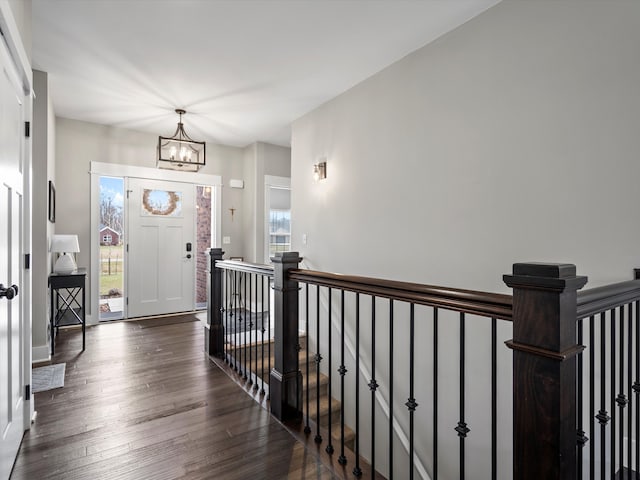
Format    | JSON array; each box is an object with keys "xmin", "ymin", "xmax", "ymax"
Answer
[
  {"xmin": 576, "ymin": 320, "xmax": 586, "ymax": 479},
  {"xmin": 253, "ymin": 273, "xmax": 258, "ymax": 389},
  {"xmin": 338, "ymin": 290, "xmax": 347, "ymax": 466},
  {"xmin": 455, "ymin": 312, "xmax": 469, "ymax": 480},
  {"xmin": 260, "ymin": 275, "xmax": 266, "ymax": 395},
  {"xmin": 491, "ymin": 318, "xmax": 497, "ymax": 480},
  {"xmin": 369, "ymin": 296, "xmax": 377, "ymax": 476},
  {"xmin": 353, "ymin": 293, "xmax": 362, "ymax": 478},
  {"xmin": 315, "ymin": 285, "xmax": 322, "ymax": 444},
  {"xmin": 628, "ymin": 303, "xmax": 633, "ymax": 474},
  {"xmin": 389, "ymin": 299, "xmax": 394, "ymax": 480},
  {"xmin": 304, "ymin": 284, "xmax": 310, "ymax": 434},
  {"xmin": 433, "ymin": 307, "xmax": 439, "ymax": 480},
  {"xmin": 618, "ymin": 306, "xmax": 627, "ymax": 473},
  {"xmin": 596, "ymin": 312, "xmax": 609, "ymax": 479},
  {"xmin": 233, "ymin": 271, "xmax": 239, "ymax": 372},
  {"xmin": 243, "ymin": 272, "xmax": 248, "ymax": 381},
  {"xmin": 224, "ymin": 270, "xmax": 229, "ymax": 364},
  {"xmin": 406, "ymin": 303, "xmax": 417, "ymax": 480},
  {"xmin": 611, "ymin": 308, "xmax": 617, "ymax": 479},
  {"xmin": 589, "ymin": 315, "xmax": 595, "ymax": 480},
  {"xmin": 267, "ymin": 278, "xmax": 271, "ymax": 399},
  {"xmin": 248, "ymin": 273, "xmax": 253, "ymax": 388},
  {"xmin": 636, "ymin": 300, "xmax": 640, "ymax": 475},
  {"xmin": 326, "ymin": 288, "xmax": 334, "ymax": 455}
]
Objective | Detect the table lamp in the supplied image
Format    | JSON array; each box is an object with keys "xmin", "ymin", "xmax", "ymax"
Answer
[{"xmin": 50, "ymin": 234, "xmax": 80, "ymax": 273}]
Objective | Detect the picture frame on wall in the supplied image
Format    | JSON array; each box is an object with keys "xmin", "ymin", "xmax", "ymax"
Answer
[{"xmin": 48, "ymin": 180, "xmax": 56, "ymax": 223}]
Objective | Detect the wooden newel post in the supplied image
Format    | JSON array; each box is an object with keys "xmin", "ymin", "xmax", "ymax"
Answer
[
  {"xmin": 270, "ymin": 251, "xmax": 303, "ymax": 421},
  {"xmin": 504, "ymin": 263, "xmax": 588, "ymax": 480},
  {"xmin": 208, "ymin": 248, "xmax": 225, "ymax": 358}
]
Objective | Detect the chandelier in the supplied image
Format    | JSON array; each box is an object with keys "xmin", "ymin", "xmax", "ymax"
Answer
[{"xmin": 157, "ymin": 109, "xmax": 206, "ymax": 172}]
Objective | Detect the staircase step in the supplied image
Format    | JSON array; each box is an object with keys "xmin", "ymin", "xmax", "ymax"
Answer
[{"xmin": 226, "ymin": 342, "xmax": 355, "ymax": 450}]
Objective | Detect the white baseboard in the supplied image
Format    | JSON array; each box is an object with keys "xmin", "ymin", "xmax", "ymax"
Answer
[{"xmin": 32, "ymin": 344, "xmax": 50, "ymax": 364}]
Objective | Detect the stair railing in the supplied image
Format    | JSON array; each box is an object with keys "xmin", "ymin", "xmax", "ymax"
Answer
[{"xmin": 208, "ymin": 248, "xmax": 640, "ymax": 479}]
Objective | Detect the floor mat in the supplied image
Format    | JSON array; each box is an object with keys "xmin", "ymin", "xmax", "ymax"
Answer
[
  {"xmin": 135, "ymin": 314, "xmax": 199, "ymax": 328},
  {"xmin": 32, "ymin": 363, "xmax": 66, "ymax": 393}
]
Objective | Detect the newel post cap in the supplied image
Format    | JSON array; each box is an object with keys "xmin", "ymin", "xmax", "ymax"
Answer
[
  {"xmin": 504, "ymin": 262, "xmax": 587, "ymax": 292},
  {"xmin": 271, "ymin": 251, "xmax": 302, "ymax": 265}
]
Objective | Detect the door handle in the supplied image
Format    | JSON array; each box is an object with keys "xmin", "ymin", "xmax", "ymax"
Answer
[{"xmin": 0, "ymin": 284, "xmax": 18, "ymax": 300}]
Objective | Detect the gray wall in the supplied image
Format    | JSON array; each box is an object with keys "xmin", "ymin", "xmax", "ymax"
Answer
[
  {"xmin": 242, "ymin": 141, "xmax": 292, "ymax": 263},
  {"xmin": 54, "ymin": 118, "xmax": 290, "ymax": 314},
  {"xmin": 54, "ymin": 117, "xmax": 247, "ymax": 315},
  {"xmin": 291, "ymin": 1, "xmax": 640, "ymax": 477},
  {"xmin": 32, "ymin": 70, "xmax": 55, "ymax": 360}
]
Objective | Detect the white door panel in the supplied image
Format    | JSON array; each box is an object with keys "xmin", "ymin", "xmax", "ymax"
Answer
[
  {"xmin": 127, "ymin": 179, "xmax": 195, "ymax": 317},
  {"xmin": 0, "ymin": 35, "xmax": 25, "ymax": 480}
]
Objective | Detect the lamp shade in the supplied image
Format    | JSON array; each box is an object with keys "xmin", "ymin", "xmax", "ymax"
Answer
[
  {"xmin": 50, "ymin": 234, "xmax": 80, "ymax": 253},
  {"xmin": 50, "ymin": 234, "xmax": 80, "ymax": 274}
]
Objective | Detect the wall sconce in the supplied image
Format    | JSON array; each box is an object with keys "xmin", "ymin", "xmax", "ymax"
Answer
[{"xmin": 313, "ymin": 161, "xmax": 327, "ymax": 182}]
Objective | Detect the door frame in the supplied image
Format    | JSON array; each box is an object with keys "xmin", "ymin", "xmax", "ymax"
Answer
[
  {"xmin": 0, "ymin": 0, "xmax": 34, "ymax": 437},
  {"xmin": 89, "ymin": 162, "xmax": 221, "ymax": 323}
]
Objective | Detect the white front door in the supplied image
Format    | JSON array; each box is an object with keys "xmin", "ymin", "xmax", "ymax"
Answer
[
  {"xmin": 127, "ymin": 178, "xmax": 195, "ymax": 318},
  {"xmin": 0, "ymin": 35, "xmax": 25, "ymax": 480}
]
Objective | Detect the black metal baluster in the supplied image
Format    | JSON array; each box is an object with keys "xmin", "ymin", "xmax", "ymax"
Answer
[
  {"xmin": 389, "ymin": 299, "xmax": 394, "ymax": 479},
  {"xmin": 326, "ymin": 288, "xmax": 334, "ymax": 455},
  {"xmin": 233, "ymin": 270, "xmax": 238, "ymax": 372},
  {"xmin": 228, "ymin": 271, "xmax": 232, "ymax": 368},
  {"xmin": 267, "ymin": 277, "xmax": 271, "ymax": 399},
  {"xmin": 433, "ymin": 307, "xmax": 438, "ymax": 480},
  {"xmin": 253, "ymin": 273, "xmax": 258, "ymax": 389},
  {"xmin": 369, "ymin": 296, "xmax": 377, "ymax": 476},
  {"xmin": 627, "ymin": 303, "xmax": 633, "ymax": 470},
  {"xmin": 249, "ymin": 273, "xmax": 254, "ymax": 388},
  {"xmin": 618, "ymin": 307, "xmax": 627, "ymax": 473},
  {"xmin": 635, "ymin": 300, "xmax": 640, "ymax": 476},
  {"xmin": 455, "ymin": 312, "xmax": 469, "ymax": 480},
  {"xmin": 315, "ymin": 285, "xmax": 323, "ymax": 444},
  {"xmin": 304, "ymin": 283, "xmax": 311, "ymax": 434},
  {"xmin": 244, "ymin": 273, "xmax": 249, "ymax": 381},
  {"xmin": 577, "ymin": 320, "xmax": 586, "ymax": 478},
  {"xmin": 238, "ymin": 273, "xmax": 244, "ymax": 377},
  {"xmin": 224, "ymin": 270, "xmax": 228, "ymax": 363},
  {"xmin": 354, "ymin": 293, "xmax": 362, "ymax": 478},
  {"xmin": 596, "ymin": 312, "xmax": 608, "ymax": 480},
  {"xmin": 406, "ymin": 303, "xmax": 417, "ymax": 480},
  {"xmin": 260, "ymin": 275, "xmax": 265, "ymax": 395},
  {"xmin": 611, "ymin": 308, "xmax": 617, "ymax": 480},
  {"xmin": 589, "ymin": 315, "xmax": 595, "ymax": 480},
  {"xmin": 338, "ymin": 290, "xmax": 347, "ymax": 466},
  {"xmin": 491, "ymin": 318, "xmax": 497, "ymax": 480}
]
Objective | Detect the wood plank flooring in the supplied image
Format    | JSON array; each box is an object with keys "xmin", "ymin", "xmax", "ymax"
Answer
[{"xmin": 10, "ymin": 318, "xmax": 339, "ymax": 479}]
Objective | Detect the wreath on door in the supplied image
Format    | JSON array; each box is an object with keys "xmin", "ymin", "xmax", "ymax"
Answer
[{"xmin": 142, "ymin": 189, "xmax": 181, "ymax": 216}]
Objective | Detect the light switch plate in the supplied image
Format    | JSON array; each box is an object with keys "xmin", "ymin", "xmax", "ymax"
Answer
[{"xmin": 223, "ymin": 236, "xmax": 231, "ymax": 244}]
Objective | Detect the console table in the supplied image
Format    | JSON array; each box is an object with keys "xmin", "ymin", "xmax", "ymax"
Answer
[{"xmin": 49, "ymin": 268, "xmax": 86, "ymax": 355}]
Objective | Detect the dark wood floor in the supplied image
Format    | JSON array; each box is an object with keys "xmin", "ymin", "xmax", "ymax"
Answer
[{"xmin": 11, "ymin": 317, "xmax": 339, "ymax": 479}]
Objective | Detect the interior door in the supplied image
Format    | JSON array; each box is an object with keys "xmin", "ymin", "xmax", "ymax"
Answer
[
  {"xmin": 0, "ymin": 36, "xmax": 25, "ymax": 480},
  {"xmin": 127, "ymin": 178, "xmax": 195, "ymax": 318}
]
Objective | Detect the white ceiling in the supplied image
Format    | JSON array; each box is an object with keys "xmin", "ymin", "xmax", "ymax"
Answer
[{"xmin": 32, "ymin": 0, "xmax": 500, "ymax": 148}]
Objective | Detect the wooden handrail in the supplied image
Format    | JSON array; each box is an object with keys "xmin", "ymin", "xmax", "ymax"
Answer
[
  {"xmin": 289, "ymin": 269, "xmax": 513, "ymax": 321},
  {"xmin": 576, "ymin": 278, "xmax": 640, "ymax": 319}
]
